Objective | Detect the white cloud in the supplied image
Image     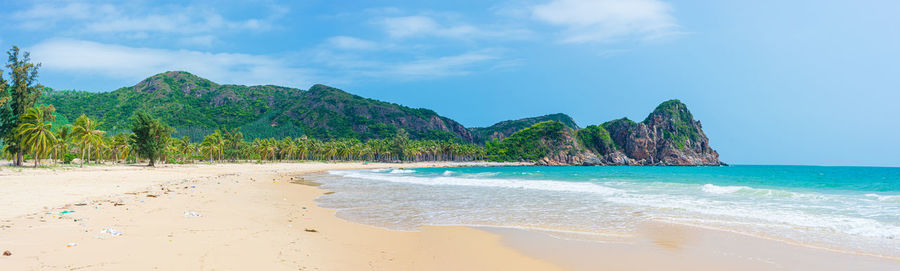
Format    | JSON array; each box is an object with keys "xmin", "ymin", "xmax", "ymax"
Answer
[
  {"xmin": 326, "ymin": 36, "xmax": 380, "ymax": 50},
  {"xmin": 380, "ymin": 16, "xmax": 441, "ymax": 38},
  {"xmin": 531, "ymin": 0, "xmax": 680, "ymax": 43},
  {"xmin": 377, "ymin": 15, "xmax": 532, "ymax": 40},
  {"xmin": 375, "ymin": 51, "xmax": 499, "ymax": 78},
  {"xmin": 12, "ymin": 1, "xmax": 276, "ymax": 37},
  {"xmin": 309, "ymin": 47, "xmax": 506, "ymax": 80},
  {"xmin": 29, "ymin": 39, "xmax": 313, "ymax": 88},
  {"xmin": 180, "ymin": 35, "xmax": 217, "ymax": 47}
]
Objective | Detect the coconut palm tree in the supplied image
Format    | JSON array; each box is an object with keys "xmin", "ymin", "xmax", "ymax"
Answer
[
  {"xmin": 16, "ymin": 107, "xmax": 56, "ymax": 167},
  {"xmin": 110, "ymin": 132, "xmax": 130, "ymax": 164},
  {"xmin": 54, "ymin": 125, "xmax": 72, "ymax": 164},
  {"xmin": 72, "ymin": 114, "xmax": 105, "ymax": 167}
]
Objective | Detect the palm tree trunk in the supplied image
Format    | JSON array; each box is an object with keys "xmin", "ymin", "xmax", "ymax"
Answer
[{"xmin": 80, "ymin": 145, "xmax": 87, "ymax": 168}]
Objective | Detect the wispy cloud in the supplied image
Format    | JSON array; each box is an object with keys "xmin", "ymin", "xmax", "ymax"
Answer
[
  {"xmin": 376, "ymin": 15, "xmax": 533, "ymax": 41},
  {"xmin": 29, "ymin": 39, "xmax": 313, "ymax": 88},
  {"xmin": 11, "ymin": 1, "xmax": 281, "ymax": 43},
  {"xmin": 326, "ymin": 36, "xmax": 381, "ymax": 50},
  {"xmin": 309, "ymin": 47, "xmax": 510, "ymax": 81},
  {"xmin": 531, "ymin": 0, "xmax": 680, "ymax": 43}
]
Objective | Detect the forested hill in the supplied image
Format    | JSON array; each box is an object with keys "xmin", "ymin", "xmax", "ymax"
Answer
[
  {"xmin": 40, "ymin": 71, "xmax": 474, "ymax": 141},
  {"xmin": 469, "ymin": 113, "xmax": 578, "ymax": 143}
]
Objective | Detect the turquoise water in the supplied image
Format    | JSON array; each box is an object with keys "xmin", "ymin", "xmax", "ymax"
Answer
[{"xmin": 313, "ymin": 165, "xmax": 900, "ymax": 257}]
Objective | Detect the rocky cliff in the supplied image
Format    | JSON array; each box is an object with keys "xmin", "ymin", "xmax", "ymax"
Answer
[{"xmin": 493, "ymin": 100, "xmax": 724, "ymax": 166}]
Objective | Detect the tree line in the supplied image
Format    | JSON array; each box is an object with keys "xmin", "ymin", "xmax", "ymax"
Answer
[{"xmin": 0, "ymin": 46, "xmax": 486, "ymax": 167}]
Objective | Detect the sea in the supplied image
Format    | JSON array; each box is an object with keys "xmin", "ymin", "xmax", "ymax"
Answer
[{"xmin": 309, "ymin": 165, "xmax": 900, "ymax": 258}]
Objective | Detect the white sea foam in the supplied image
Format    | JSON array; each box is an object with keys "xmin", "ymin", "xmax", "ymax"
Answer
[
  {"xmin": 701, "ymin": 184, "xmax": 747, "ymax": 194},
  {"xmin": 323, "ymin": 169, "xmax": 900, "ymax": 255},
  {"xmin": 389, "ymin": 169, "xmax": 415, "ymax": 174},
  {"xmin": 331, "ymin": 170, "xmax": 623, "ymax": 196},
  {"xmin": 865, "ymin": 193, "xmax": 900, "ymax": 202}
]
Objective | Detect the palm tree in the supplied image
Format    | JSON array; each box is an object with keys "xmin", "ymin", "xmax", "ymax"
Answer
[
  {"xmin": 54, "ymin": 125, "xmax": 72, "ymax": 164},
  {"xmin": 72, "ymin": 114, "xmax": 105, "ymax": 167},
  {"xmin": 110, "ymin": 133, "xmax": 130, "ymax": 164},
  {"xmin": 16, "ymin": 107, "xmax": 56, "ymax": 167}
]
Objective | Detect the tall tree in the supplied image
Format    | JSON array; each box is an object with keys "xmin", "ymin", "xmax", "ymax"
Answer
[
  {"xmin": 223, "ymin": 128, "xmax": 243, "ymax": 162},
  {"xmin": 130, "ymin": 112, "xmax": 173, "ymax": 167},
  {"xmin": 15, "ymin": 106, "xmax": 55, "ymax": 167},
  {"xmin": 54, "ymin": 125, "xmax": 72, "ymax": 164},
  {"xmin": 0, "ymin": 46, "xmax": 42, "ymax": 166},
  {"xmin": 72, "ymin": 114, "xmax": 105, "ymax": 167}
]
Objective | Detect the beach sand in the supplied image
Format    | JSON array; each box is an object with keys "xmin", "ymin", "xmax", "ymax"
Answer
[
  {"xmin": 0, "ymin": 162, "xmax": 896, "ymax": 270},
  {"xmin": 0, "ymin": 162, "xmax": 562, "ymax": 270}
]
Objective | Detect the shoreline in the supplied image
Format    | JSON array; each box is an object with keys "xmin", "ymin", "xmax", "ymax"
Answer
[
  {"xmin": 0, "ymin": 162, "xmax": 562, "ymax": 270},
  {"xmin": 305, "ymin": 166, "xmax": 900, "ymax": 270},
  {"xmin": 0, "ymin": 162, "xmax": 896, "ymax": 270}
]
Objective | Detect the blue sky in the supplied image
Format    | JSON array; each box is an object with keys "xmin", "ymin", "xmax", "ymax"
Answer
[{"xmin": 1, "ymin": 0, "xmax": 899, "ymax": 166}]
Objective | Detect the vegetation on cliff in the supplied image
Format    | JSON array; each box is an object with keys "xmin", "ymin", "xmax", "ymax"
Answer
[
  {"xmin": 40, "ymin": 71, "xmax": 472, "ymax": 142},
  {"xmin": 643, "ymin": 99, "xmax": 700, "ymax": 148},
  {"xmin": 575, "ymin": 125, "xmax": 618, "ymax": 156},
  {"xmin": 484, "ymin": 121, "xmax": 573, "ymax": 162},
  {"xmin": 470, "ymin": 113, "xmax": 578, "ymax": 143}
]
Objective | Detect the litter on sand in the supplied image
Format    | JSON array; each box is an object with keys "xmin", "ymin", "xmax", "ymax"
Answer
[
  {"xmin": 184, "ymin": 211, "xmax": 203, "ymax": 217},
  {"xmin": 60, "ymin": 210, "xmax": 76, "ymax": 214},
  {"xmin": 3, "ymin": 250, "xmax": 11, "ymax": 256},
  {"xmin": 66, "ymin": 243, "xmax": 77, "ymax": 247},
  {"xmin": 100, "ymin": 228, "xmax": 123, "ymax": 237}
]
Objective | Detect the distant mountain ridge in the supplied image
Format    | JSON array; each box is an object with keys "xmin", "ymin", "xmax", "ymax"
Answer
[
  {"xmin": 41, "ymin": 71, "xmax": 472, "ymax": 141},
  {"xmin": 40, "ymin": 71, "xmax": 723, "ymax": 165}
]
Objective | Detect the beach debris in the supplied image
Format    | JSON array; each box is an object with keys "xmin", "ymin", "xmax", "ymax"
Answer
[
  {"xmin": 74, "ymin": 203, "xmax": 88, "ymax": 206},
  {"xmin": 114, "ymin": 202, "xmax": 125, "ymax": 206},
  {"xmin": 3, "ymin": 250, "xmax": 10, "ymax": 256},
  {"xmin": 184, "ymin": 211, "xmax": 203, "ymax": 217},
  {"xmin": 60, "ymin": 210, "xmax": 76, "ymax": 214},
  {"xmin": 100, "ymin": 228, "xmax": 123, "ymax": 237},
  {"xmin": 66, "ymin": 243, "xmax": 77, "ymax": 247},
  {"xmin": 304, "ymin": 228, "xmax": 318, "ymax": 233},
  {"xmin": 146, "ymin": 194, "xmax": 158, "ymax": 198}
]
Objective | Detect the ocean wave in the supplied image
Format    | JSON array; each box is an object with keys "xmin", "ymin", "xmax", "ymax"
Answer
[
  {"xmin": 865, "ymin": 194, "xmax": 900, "ymax": 202},
  {"xmin": 700, "ymin": 183, "xmax": 802, "ymax": 198},
  {"xmin": 327, "ymin": 170, "xmax": 900, "ymax": 240},
  {"xmin": 389, "ymin": 169, "xmax": 415, "ymax": 174},
  {"xmin": 331, "ymin": 171, "xmax": 623, "ymax": 196},
  {"xmin": 460, "ymin": 172, "xmax": 500, "ymax": 178},
  {"xmin": 701, "ymin": 184, "xmax": 748, "ymax": 194}
]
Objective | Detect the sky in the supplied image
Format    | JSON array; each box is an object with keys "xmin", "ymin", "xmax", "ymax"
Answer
[{"xmin": 1, "ymin": 0, "xmax": 899, "ymax": 166}]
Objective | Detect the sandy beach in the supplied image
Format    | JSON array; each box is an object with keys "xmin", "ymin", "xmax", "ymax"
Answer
[
  {"xmin": 0, "ymin": 163, "xmax": 897, "ymax": 270},
  {"xmin": 0, "ymin": 162, "xmax": 565, "ymax": 270}
]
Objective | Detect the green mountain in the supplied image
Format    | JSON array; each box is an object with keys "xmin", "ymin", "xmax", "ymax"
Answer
[
  {"xmin": 485, "ymin": 120, "xmax": 577, "ymax": 162},
  {"xmin": 40, "ymin": 71, "xmax": 474, "ymax": 142},
  {"xmin": 486, "ymin": 100, "xmax": 723, "ymax": 166},
  {"xmin": 469, "ymin": 113, "xmax": 578, "ymax": 143}
]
